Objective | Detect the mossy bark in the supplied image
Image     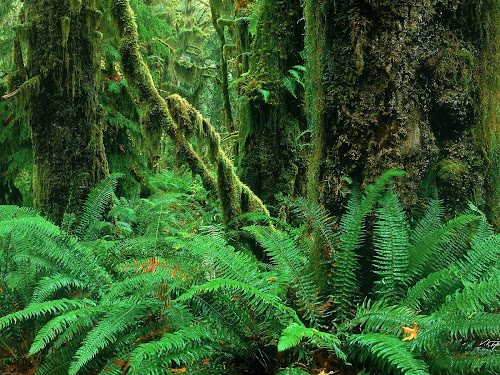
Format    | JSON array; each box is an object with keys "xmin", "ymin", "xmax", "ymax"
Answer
[
  {"xmin": 305, "ymin": 0, "xmax": 500, "ymax": 225},
  {"xmin": 111, "ymin": 0, "xmax": 268, "ymax": 225},
  {"xmin": 209, "ymin": 0, "xmax": 235, "ymax": 132},
  {"xmin": 20, "ymin": 0, "xmax": 108, "ymax": 223},
  {"xmin": 166, "ymin": 94, "xmax": 269, "ymax": 224},
  {"xmin": 239, "ymin": 0, "xmax": 306, "ymax": 210}
]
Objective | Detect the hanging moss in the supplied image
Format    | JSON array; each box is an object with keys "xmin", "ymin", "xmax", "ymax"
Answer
[
  {"xmin": 209, "ymin": 0, "xmax": 234, "ymax": 132},
  {"xmin": 166, "ymin": 94, "xmax": 269, "ymax": 224},
  {"xmin": 69, "ymin": 0, "xmax": 82, "ymax": 14},
  {"xmin": 61, "ymin": 16, "xmax": 70, "ymax": 48},
  {"xmin": 111, "ymin": 0, "xmax": 268, "ymax": 224}
]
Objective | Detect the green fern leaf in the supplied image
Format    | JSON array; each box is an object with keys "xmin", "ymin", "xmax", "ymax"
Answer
[
  {"xmin": 373, "ymin": 190, "xmax": 409, "ymax": 303},
  {"xmin": 349, "ymin": 333, "xmax": 430, "ymax": 375},
  {"xmin": 68, "ymin": 299, "xmax": 153, "ymax": 375},
  {"xmin": 74, "ymin": 173, "xmax": 122, "ymax": 241}
]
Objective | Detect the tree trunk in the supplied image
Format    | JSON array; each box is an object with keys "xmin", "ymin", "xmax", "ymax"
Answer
[
  {"xmin": 20, "ymin": 0, "xmax": 108, "ymax": 223},
  {"xmin": 209, "ymin": 0, "xmax": 235, "ymax": 133},
  {"xmin": 239, "ymin": 0, "xmax": 307, "ymax": 210},
  {"xmin": 305, "ymin": 0, "xmax": 500, "ymax": 226}
]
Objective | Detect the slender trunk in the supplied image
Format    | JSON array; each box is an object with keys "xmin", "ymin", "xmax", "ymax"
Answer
[
  {"xmin": 239, "ymin": 0, "xmax": 307, "ymax": 210},
  {"xmin": 209, "ymin": 0, "xmax": 234, "ymax": 132}
]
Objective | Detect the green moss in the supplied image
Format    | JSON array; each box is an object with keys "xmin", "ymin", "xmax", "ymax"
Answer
[
  {"xmin": 69, "ymin": 0, "xmax": 82, "ymax": 14},
  {"xmin": 61, "ymin": 16, "xmax": 70, "ymax": 48},
  {"xmin": 238, "ymin": 0, "xmax": 306, "ymax": 209},
  {"xmin": 166, "ymin": 94, "xmax": 269, "ymax": 224},
  {"xmin": 304, "ymin": 0, "xmax": 498, "ymax": 223},
  {"xmin": 111, "ymin": 0, "xmax": 268, "ymax": 224},
  {"xmin": 438, "ymin": 158, "xmax": 468, "ymax": 182}
]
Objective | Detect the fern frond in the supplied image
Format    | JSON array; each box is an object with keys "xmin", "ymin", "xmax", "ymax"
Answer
[
  {"xmin": 441, "ymin": 276, "xmax": 500, "ymax": 313},
  {"xmin": 181, "ymin": 234, "xmax": 266, "ymax": 290},
  {"xmin": 30, "ymin": 274, "xmax": 90, "ymax": 304},
  {"xmin": 277, "ymin": 323, "xmax": 345, "ymax": 361},
  {"xmin": 447, "ymin": 350, "xmax": 500, "ymax": 374},
  {"xmin": 68, "ymin": 299, "xmax": 155, "ymax": 375},
  {"xmin": 36, "ymin": 342, "xmax": 77, "ymax": 375},
  {"xmin": 51, "ymin": 306, "xmax": 102, "ymax": 352},
  {"xmin": 403, "ymin": 268, "xmax": 460, "ymax": 310},
  {"xmin": 410, "ymin": 199, "xmax": 444, "ymax": 246},
  {"xmin": 280, "ymin": 194, "xmax": 337, "ymax": 254},
  {"xmin": 74, "ymin": 173, "xmax": 122, "ymax": 241},
  {"xmin": 330, "ymin": 170, "xmax": 406, "ymax": 319},
  {"xmin": 176, "ymin": 278, "xmax": 300, "ymax": 324},
  {"xmin": 135, "ymin": 346, "xmax": 216, "ymax": 374},
  {"xmin": 349, "ymin": 333, "xmax": 430, "ymax": 375},
  {"xmin": 0, "ymin": 216, "xmax": 110, "ymax": 286},
  {"xmin": 407, "ymin": 214, "xmax": 478, "ymax": 279},
  {"xmin": 0, "ymin": 205, "xmax": 39, "ymax": 220},
  {"xmin": 455, "ymin": 233, "xmax": 500, "ymax": 284},
  {"xmin": 329, "ymin": 187, "xmax": 363, "ymax": 320},
  {"xmin": 0, "ymin": 299, "xmax": 94, "ymax": 330},
  {"xmin": 361, "ymin": 170, "xmax": 407, "ymax": 213},
  {"xmin": 373, "ymin": 190, "xmax": 409, "ymax": 303},
  {"xmin": 128, "ymin": 325, "xmax": 226, "ymax": 370},
  {"xmin": 351, "ymin": 299, "xmax": 422, "ymax": 334},
  {"xmin": 447, "ymin": 311, "xmax": 500, "ymax": 340},
  {"xmin": 244, "ymin": 225, "xmax": 323, "ymax": 324},
  {"xmin": 29, "ymin": 306, "xmax": 99, "ymax": 354},
  {"xmin": 466, "ymin": 202, "xmax": 494, "ymax": 245}
]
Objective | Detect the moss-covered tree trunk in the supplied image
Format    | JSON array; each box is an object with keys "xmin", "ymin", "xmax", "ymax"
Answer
[
  {"xmin": 239, "ymin": 0, "xmax": 307, "ymax": 210},
  {"xmin": 209, "ymin": 0, "xmax": 235, "ymax": 133},
  {"xmin": 20, "ymin": 0, "xmax": 108, "ymax": 223},
  {"xmin": 305, "ymin": 0, "xmax": 500, "ymax": 226}
]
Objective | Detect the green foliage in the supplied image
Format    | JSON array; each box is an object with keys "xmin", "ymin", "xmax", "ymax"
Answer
[
  {"xmin": 282, "ymin": 65, "xmax": 305, "ymax": 99},
  {"xmin": 0, "ymin": 170, "xmax": 498, "ymax": 375}
]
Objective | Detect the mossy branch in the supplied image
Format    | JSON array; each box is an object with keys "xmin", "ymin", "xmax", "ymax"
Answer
[
  {"xmin": 166, "ymin": 94, "xmax": 269, "ymax": 223},
  {"xmin": 110, "ymin": 0, "xmax": 217, "ymax": 196},
  {"xmin": 110, "ymin": 0, "xmax": 268, "ymax": 223}
]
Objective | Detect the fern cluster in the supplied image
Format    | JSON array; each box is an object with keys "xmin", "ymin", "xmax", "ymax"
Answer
[{"xmin": 0, "ymin": 170, "xmax": 498, "ymax": 374}]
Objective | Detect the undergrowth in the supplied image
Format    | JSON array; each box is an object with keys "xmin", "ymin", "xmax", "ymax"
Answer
[{"xmin": 0, "ymin": 170, "xmax": 498, "ymax": 374}]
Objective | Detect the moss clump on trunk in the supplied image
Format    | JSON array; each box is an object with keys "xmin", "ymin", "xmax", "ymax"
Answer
[{"xmin": 18, "ymin": 0, "xmax": 108, "ymax": 224}]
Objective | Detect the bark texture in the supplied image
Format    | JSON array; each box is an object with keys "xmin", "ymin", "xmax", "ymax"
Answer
[
  {"xmin": 20, "ymin": 0, "xmax": 108, "ymax": 223},
  {"xmin": 239, "ymin": 0, "xmax": 307, "ymax": 210},
  {"xmin": 305, "ymin": 0, "xmax": 500, "ymax": 224}
]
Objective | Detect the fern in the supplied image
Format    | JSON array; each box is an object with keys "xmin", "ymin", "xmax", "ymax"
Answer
[
  {"xmin": 244, "ymin": 225, "xmax": 323, "ymax": 324},
  {"xmin": 69, "ymin": 299, "xmax": 159, "ymax": 375},
  {"xmin": 0, "ymin": 299, "xmax": 95, "ymax": 330},
  {"xmin": 277, "ymin": 322, "xmax": 345, "ymax": 361},
  {"xmin": 128, "ymin": 325, "xmax": 229, "ymax": 370},
  {"xmin": 331, "ymin": 169, "xmax": 407, "ymax": 320},
  {"xmin": 74, "ymin": 173, "xmax": 122, "ymax": 241},
  {"xmin": 0, "ymin": 216, "xmax": 110, "ymax": 287},
  {"xmin": 181, "ymin": 234, "xmax": 267, "ymax": 290},
  {"xmin": 349, "ymin": 333, "xmax": 430, "ymax": 375},
  {"xmin": 30, "ymin": 274, "xmax": 90, "ymax": 304},
  {"xmin": 407, "ymin": 214, "xmax": 479, "ymax": 279},
  {"xmin": 176, "ymin": 278, "xmax": 300, "ymax": 324},
  {"xmin": 29, "ymin": 306, "xmax": 98, "ymax": 355},
  {"xmin": 372, "ymin": 190, "xmax": 409, "ymax": 303}
]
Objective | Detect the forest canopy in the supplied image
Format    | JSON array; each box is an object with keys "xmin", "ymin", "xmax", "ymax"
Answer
[{"xmin": 0, "ymin": 1, "xmax": 499, "ymax": 374}]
